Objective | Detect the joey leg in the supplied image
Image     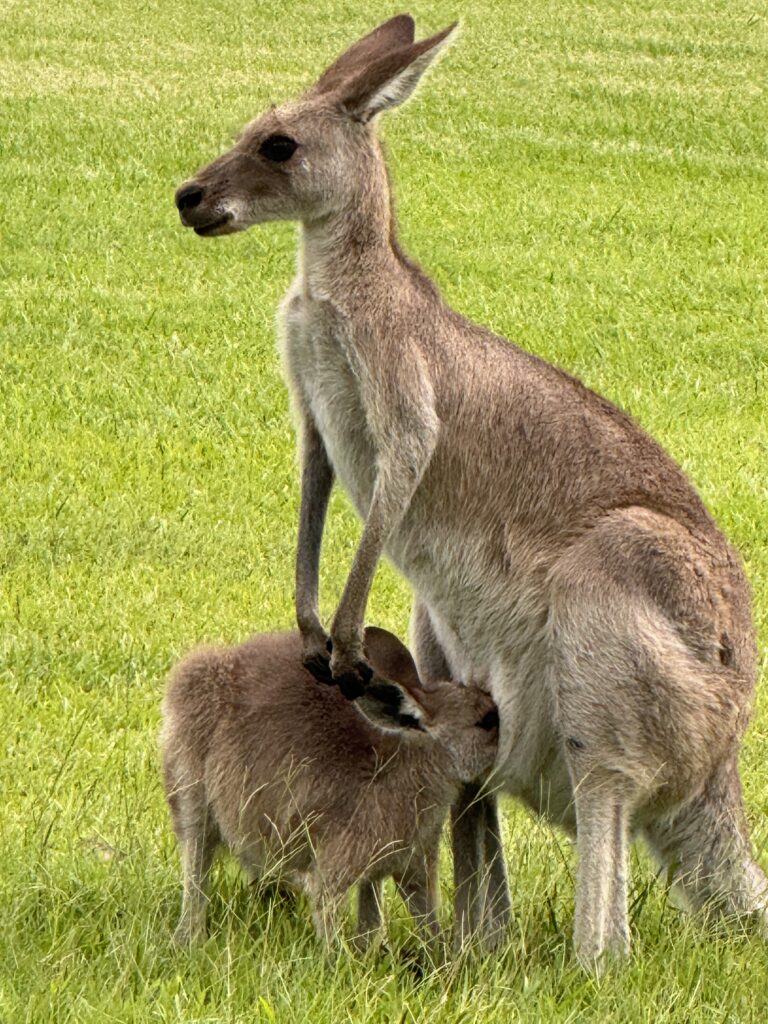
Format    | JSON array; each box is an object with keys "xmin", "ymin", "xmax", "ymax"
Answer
[
  {"xmin": 353, "ymin": 878, "xmax": 384, "ymax": 952},
  {"xmin": 171, "ymin": 787, "xmax": 219, "ymax": 946},
  {"xmin": 395, "ymin": 853, "xmax": 440, "ymax": 943},
  {"xmin": 305, "ymin": 873, "xmax": 346, "ymax": 949}
]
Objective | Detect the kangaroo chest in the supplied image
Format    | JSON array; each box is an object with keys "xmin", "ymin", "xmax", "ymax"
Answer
[
  {"xmin": 279, "ymin": 286, "xmax": 551, "ymax": 647},
  {"xmin": 280, "ymin": 287, "xmax": 376, "ymax": 515}
]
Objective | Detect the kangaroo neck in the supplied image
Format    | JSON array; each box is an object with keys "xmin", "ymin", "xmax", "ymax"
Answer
[{"xmin": 299, "ymin": 156, "xmax": 406, "ymax": 307}]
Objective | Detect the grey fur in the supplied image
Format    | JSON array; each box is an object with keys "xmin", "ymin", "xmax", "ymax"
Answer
[
  {"xmin": 175, "ymin": 15, "xmax": 766, "ymax": 968},
  {"xmin": 161, "ymin": 627, "xmax": 498, "ymax": 949}
]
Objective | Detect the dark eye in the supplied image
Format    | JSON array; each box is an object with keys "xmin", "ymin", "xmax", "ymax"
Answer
[
  {"xmin": 259, "ymin": 134, "xmax": 298, "ymax": 163},
  {"xmin": 476, "ymin": 709, "xmax": 499, "ymax": 731}
]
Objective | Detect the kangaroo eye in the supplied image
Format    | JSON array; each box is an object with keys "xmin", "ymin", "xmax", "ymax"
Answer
[
  {"xmin": 259, "ymin": 134, "xmax": 298, "ymax": 162},
  {"xmin": 477, "ymin": 709, "xmax": 499, "ymax": 731}
]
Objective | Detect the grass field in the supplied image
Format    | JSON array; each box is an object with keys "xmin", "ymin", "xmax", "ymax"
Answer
[{"xmin": 2, "ymin": 0, "xmax": 767, "ymax": 1020}]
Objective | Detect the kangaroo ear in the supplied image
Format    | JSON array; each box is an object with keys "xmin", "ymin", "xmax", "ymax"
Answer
[
  {"xmin": 363, "ymin": 626, "xmax": 422, "ymax": 691},
  {"xmin": 311, "ymin": 14, "xmax": 416, "ymax": 97},
  {"xmin": 336, "ymin": 23, "xmax": 458, "ymax": 122},
  {"xmin": 355, "ymin": 679, "xmax": 428, "ymax": 734}
]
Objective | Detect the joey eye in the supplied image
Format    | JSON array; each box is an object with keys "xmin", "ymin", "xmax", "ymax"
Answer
[
  {"xmin": 259, "ymin": 134, "xmax": 298, "ymax": 163},
  {"xmin": 476, "ymin": 709, "xmax": 499, "ymax": 732}
]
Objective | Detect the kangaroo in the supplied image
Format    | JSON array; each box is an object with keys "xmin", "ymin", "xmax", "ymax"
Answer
[
  {"xmin": 161, "ymin": 626, "xmax": 498, "ymax": 950},
  {"xmin": 174, "ymin": 15, "xmax": 766, "ymax": 966}
]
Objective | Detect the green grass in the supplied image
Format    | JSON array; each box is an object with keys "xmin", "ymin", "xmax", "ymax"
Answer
[{"xmin": 2, "ymin": 0, "xmax": 767, "ymax": 1019}]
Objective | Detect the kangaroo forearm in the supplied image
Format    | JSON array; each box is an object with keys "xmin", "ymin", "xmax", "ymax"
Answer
[
  {"xmin": 331, "ymin": 414, "xmax": 438, "ymax": 653},
  {"xmin": 330, "ymin": 451, "xmax": 429, "ymax": 651},
  {"xmin": 330, "ymin": 495, "xmax": 391, "ymax": 650},
  {"xmin": 296, "ymin": 418, "xmax": 334, "ymax": 638}
]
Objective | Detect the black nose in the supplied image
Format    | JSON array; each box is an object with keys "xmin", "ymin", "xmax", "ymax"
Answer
[{"xmin": 175, "ymin": 183, "xmax": 204, "ymax": 211}]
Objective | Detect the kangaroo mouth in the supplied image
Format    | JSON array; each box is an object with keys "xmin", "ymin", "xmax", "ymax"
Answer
[{"xmin": 193, "ymin": 214, "xmax": 234, "ymax": 237}]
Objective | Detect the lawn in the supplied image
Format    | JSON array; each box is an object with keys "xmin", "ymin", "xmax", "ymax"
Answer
[{"xmin": 1, "ymin": 0, "xmax": 767, "ymax": 1020}]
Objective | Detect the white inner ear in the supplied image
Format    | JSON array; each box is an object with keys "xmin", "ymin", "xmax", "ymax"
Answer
[
  {"xmin": 397, "ymin": 690, "xmax": 426, "ymax": 726},
  {"xmin": 363, "ymin": 32, "xmax": 455, "ymax": 120},
  {"xmin": 355, "ymin": 686, "xmax": 428, "ymax": 735}
]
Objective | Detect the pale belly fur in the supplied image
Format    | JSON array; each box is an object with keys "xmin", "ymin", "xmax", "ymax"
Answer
[{"xmin": 282, "ymin": 291, "xmax": 574, "ymax": 825}]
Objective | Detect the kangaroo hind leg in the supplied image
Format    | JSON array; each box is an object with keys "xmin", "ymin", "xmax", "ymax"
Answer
[
  {"xmin": 644, "ymin": 756, "xmax": 768, "ymax": 934},
  {"xmin": 411, "ymin": 599, "xmax": 511, "ymax": 949}
]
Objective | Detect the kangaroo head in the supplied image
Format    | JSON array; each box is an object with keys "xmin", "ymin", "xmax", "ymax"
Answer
[
  {"xmin": 355, "ymin": 626, "xmax": 499, "ymax": 783},
  {"xmin": 174, "ymin": 15, "xmax": 456, "ymax": 236}
]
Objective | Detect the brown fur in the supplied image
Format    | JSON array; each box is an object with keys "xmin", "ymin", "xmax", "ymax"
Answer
[{"xmin": 161, "ymin": 627, "xmax": 497, "ymax": 948}]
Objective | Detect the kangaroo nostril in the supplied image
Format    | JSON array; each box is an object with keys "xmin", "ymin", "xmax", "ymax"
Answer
[{"xmin": 175, "ymin": 184, "xmax": 204, "ymax": 211}]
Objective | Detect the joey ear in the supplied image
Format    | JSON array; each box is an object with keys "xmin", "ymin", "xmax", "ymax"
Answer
[
  {"xmin": 354, "ymin": 680, "xmax": 427, "ymax": 734},
  {"xmin": 311, "ymin": 14, "xmax": 416, "ymax": 97},
  {"xmin": 363, "ymin": 626, "xmax": 422, "ymax": 691},
  {"xmin": 337, "ymin": 22, "xmax": 458, "ymax": 122}
]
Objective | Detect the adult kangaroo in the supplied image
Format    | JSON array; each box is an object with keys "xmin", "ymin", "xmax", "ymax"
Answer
[{"xmin": 175, "ymin": 15, "xmax": 766, "ymax": 967}]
